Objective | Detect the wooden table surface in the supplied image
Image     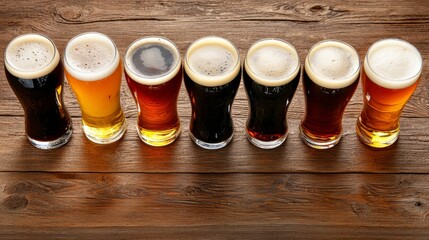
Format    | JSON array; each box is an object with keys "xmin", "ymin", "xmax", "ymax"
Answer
[{"xmin": 1, "ymin": 0, "xmax": 428, "ymax": 239}]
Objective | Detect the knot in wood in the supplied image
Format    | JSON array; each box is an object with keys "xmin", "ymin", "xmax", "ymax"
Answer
[
  {"xmin": 2, "ymin": 195, "xmax": 28, "ymax": 210},
  {"xmin": 351, "ymin": 202, "xmax": 370, "ymax": 216},
  {"xmin": 302, "ymin": 3, "xmax": 331, "ymax": 16},
  {"xmin": 182, "ymin": 186, "xmax": 201, "ymax": 196},
  {"xmin": 293, "ymin": 3, "xmax": 346, "ymax": 18},
  {"xmin": 308, "ymin": 4, "xmax": 330, "ymax": 13},
  {"xmin": 55, "ymin": 6, "xmax": 84, "ymax": 22}
]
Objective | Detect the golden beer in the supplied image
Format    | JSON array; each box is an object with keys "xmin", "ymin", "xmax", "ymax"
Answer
[
  {"xmin": 356, "ymin": 39, "xmax": 422, "ymax": 148},
  {"xmin": 64, "ymin": 32, "xmax": 126, "ymax": 144}
]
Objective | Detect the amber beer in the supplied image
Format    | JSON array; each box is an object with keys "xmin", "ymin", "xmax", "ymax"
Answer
[
  {"xmin": 4, "ymin": 34, "xmax": 72, "ymax": 149},
  {"xmin": 244, "ymin": 39, "xmax": 300, "ymax": 149},
  {"xmin": 184, "ymin": 36, "xmax": 241, "ymax": 149},
  {"xmin": 356, "ymin": 39, "xmax": 422, "ymax": 148},
  {"xmin": 124, "ymin": 37, "xmax": 182, "ymax": 146},
  {"xmin": 300, "ymin": 40, "xmax": 360, "ymax": 149},
  {"xmin": 64, "ymin": 32, "xmax": 126, "ymax": 144}
]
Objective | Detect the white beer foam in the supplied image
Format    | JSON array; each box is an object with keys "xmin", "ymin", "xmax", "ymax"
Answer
[
  {"xmin": 245, "ymin": 39, "xmax": 300, "ymax": 86},
  {"xmin": 184, "ymin": 36, "xmax": 240, "ymax": 87},
  {"xmin": 64, "ymin": 32, "xmax": 119, "ymax": 81},
  {"xmin": 124, "ymin": 37, "xmax": 181, "ymax": 85},
  {"xmin": 305, "ymin": 40, "xmax": 360, "ymax": 89},
  {"xmin": 5, "ymin": 34, "xmax": 60, "ymax": 79},
  {"xmin": 364, "ymin": 38, "xmax": 422, "ymax": 89}
]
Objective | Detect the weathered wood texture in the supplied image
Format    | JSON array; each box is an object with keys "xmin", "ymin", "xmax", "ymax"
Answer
[
  {"xmin": 1, "ymin": 173, "xmax": 429, "ymax": 239},
  {"xmin": 0, "ymin": 0, "xmax": 428, "ymax": 238}
]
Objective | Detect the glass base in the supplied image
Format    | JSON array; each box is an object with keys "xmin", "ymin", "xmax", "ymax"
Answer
[
  {"xmin": 27, "ymin": 127, "xmax": 72, "ymax": 150},
  {"xmin": 190, "ymin": 132, "xmax": 233, "ymax": 150},
  {"xmin": 83, "ymin": 119, "xmax": 126, "ymax": 144},
  {"xmin": 138, "ymin": 125, "xmax": 181, "ymax": 147},
  {"xmin": 246, "ymin": 131, "xmax": 287, "ymax": 149},
  {"xmin": 356, "ymin": 117, "xmax": 399, "ymax": 148},
  {"xmin": 299, "ymin": 125, "xmax": 341, "ymax": 149}
]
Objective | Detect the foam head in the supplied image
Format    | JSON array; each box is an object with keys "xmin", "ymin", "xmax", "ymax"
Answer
[
  {"xmin": 364, "ymin": 38, "xmax": 422, "ymax": 89},
  {"xmin": 184, "ymin": 36, "xmax": 240, "ymax": 87},
  {"xmin": 124, "ymin": 37, "xmax": 181, "ymax": 85},
  {"xmin": 305, "ymin": 40, "xmax": 360, "ymax": 89},
  {"xmin": 64, "ymin": 32, "xmax": 120, "ymax": 81},
  {"xmin": 245, "ymin": 39, "xmax": 300, "ymax": 87},
  {"xmin": 5, "ymin": 34, "xmax": 60, "ymax": 79}
]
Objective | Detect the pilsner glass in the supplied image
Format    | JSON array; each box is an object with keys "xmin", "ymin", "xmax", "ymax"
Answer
[
  {"xmin": 300, "ymin": 40, "xmax": 360, "ymax": 149},
  {"xmin": 243, "ymin": 39, "xmax": 300, "ymax": 149},
  {"xmin": 184, "ymin": 36, "xmax": 241, "ymax": 149},
  {"xmin": 4, "ymin": 33, "xmax": 72, "ymax": 149},
  {"xmin": 124, "ymin": 37, "xmax": 182, "ymax": 147},
  {"xmin": 356, "ymin": 39, "xmax": 422, "ymax": 148},
  {"xmin": 64, "ymin": 32, "xmax": 126, "ymax": 144}
]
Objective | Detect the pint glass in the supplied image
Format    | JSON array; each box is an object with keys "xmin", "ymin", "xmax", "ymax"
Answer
[
  {"xmin": 124, "ymin": 37, "xmax": 182, "ymax": 147},
  {"xmin": 300, "ymin": 40, "xmax": 360, "ymax": 149},
  {"xmin": 243, "ymin": 39, "xmax": 300, "ymax": 149},
  {"xmin": 64, "ymin": 32, "xmax": 126, "ymax": 144},
  {"xmin": 356, "ymin": 39, "xmax": 422, "ymax": 148},
  {"xmin": 4, "ymin": 34, "xmax": 72, "ymax": 149},
  {"xmin": 184, "ymin": 36, "xmax": 241, "ymax": 149}
]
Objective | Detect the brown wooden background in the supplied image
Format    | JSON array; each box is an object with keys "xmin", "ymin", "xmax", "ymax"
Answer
[{"xmin": 1, "ymin": 0, "xmax": 428, "ymax": 239}]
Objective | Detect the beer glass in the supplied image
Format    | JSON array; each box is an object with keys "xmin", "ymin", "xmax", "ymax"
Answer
[
  {"xmin": 356, "ymin": 39, "xmax": 422, "ymax": 148},
  {"xmin": 244, "ymin": 39, "xmax": 300, "ymax": 149},
  {"xmin": 64, "ymin": 32, "xmax": 126, "ymax": 144},
  {"xmin": 4, "ymin": 34, "xmax": 72, "ymax": 149},
  {"xmin": 124, "ymin": 37, "xmax": 182, "ymax": 147},
  {"xmin": 300, "ymin": 40, "xmax": 360, "ymax": 149},
  {"xmin": 184, "ymin": 36, "xmax": 241, "ymax": 149}
]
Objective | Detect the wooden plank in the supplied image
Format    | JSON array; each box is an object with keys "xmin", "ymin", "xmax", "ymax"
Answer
[
  {"xmin": 0, "ymin": 116, "xmax": 427, "ymax": 173},
  {"xmin": 0, "ymin": 173, "xmax": 428, "ymax": 237},
  {"xmin": 0, "ymin": 0, "xmax": 428, "ymax": 26},
  {"xmin": 1, "ymin": 225, "xmax": 428, "ymax": 240}
]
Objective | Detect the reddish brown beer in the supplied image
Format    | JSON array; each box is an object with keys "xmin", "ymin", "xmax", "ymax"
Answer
[
  {"xmin": 125, "ymin": 37, "xmax": 182, "ymax": 146},
  {"xmin": 300, "ymin": 40, "xmax": 360, "ymax": 149}
]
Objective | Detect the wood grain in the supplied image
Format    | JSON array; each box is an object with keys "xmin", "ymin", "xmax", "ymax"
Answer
[
  {"xmin": 0, "ymin": 116, "xmax": 428, "ymax": 173},
  {"xmin": 0, "ymin": 173, "xmax": 428, "ymax": 238},
  {"xmin": 1, "ymin": 0, "xmax": 428, "ymax": 238}
]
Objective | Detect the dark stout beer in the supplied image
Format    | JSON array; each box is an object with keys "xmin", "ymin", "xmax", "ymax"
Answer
[
  {"xmin": 184, "ymin": 36, "xmax": 241, "ymax": 149},
  {"xmin": 4, "ymin": 34, "xmax": 72, "ymax": 149},
  {"xmin": 243, "ymin": 39, "xmax": 300, "ymax": 149}
]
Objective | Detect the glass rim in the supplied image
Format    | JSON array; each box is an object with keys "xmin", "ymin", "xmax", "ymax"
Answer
[
  {"xmin": 63, "ymin": 32, "xmax": 119, "ymax": 81},
  {"xmin": 4, "ymin": 33, "xmax": 59, "ymax": 79},
  {"xmin": 244, "ymin": 38, "xmax": 300, "ymax": 87},
  {"xmin": 305, "ymin": 39, "xmax": 361, "ymax": 89},
  {"xmin": 124, "ymin": 36, "xmax": 181, "ymax": 85},
  {"xmin": 364, "ymin": 38, "xmax": 422, "ymax": 89},
  {"xmin": 184, "ymin": 36, "xmax": 241, "ymax": 87}
]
